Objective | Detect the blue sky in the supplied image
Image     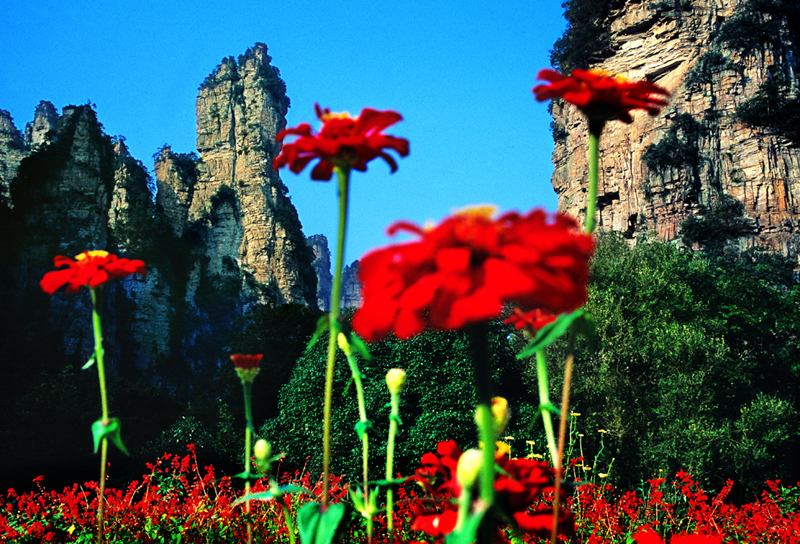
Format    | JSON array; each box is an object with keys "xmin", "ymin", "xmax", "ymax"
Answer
[{"xmin": 1, "ymin": 1, "xmax": 566, "ymax": 263}]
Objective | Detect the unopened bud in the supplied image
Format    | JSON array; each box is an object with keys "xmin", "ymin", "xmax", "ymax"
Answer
[
  {"xmin": 456, "ymin": 448, "xmax": 483, "ymax": 490},
  {"xmin": 385, "ymin": 368, "xmax": 407, "ymax": 395},
  {"xmin": 337, "ymin": 333, "xmax": 353, "ymax": 356},
  {"xmin": 254, "ymin": 439, "xmax": 271, "ymax": 462},
  {"xmin": 475, "ymin": 397, "xmax": 511, "ymax": 437}
]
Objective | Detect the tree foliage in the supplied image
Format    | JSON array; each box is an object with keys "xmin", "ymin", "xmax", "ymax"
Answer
[
  {"xmin": 260, "ymin": 315, "xmax": 540, "ymax": 479},
  {"xmin": 548, "ymin": 234, "xmax": 800, "ymax": 499}
]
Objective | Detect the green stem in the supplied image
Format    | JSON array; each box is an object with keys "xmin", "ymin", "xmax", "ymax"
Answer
[
  {"xmin": 386, "ymin": 391, "xmax": 400, "ymax": 540},
  {"xmin": 243, "ymin": 381, "xmax": 253, "ymax": 544},
  {"xmin": 90, "ymin": 287, "xmax": 108, "ymax": 544},
  {"xmin": 535, "ymin": 351, "xmax": 558, "ymax": 463},
  {"xmin": 586, "ymin": 124, "xmax": 603, "ymax": 234},
  {"xmin": 550, "ymin": 335, "xmax": 576, "ymax": 544},
  {"xmin": 343, "ymin": 351, "xmax": 372, "ymax": 544},
  {"xmin": 322, "ymin": 166, "xmax": 351, "ymax": 507},
  {"xmin": 468, "ymin": 323, "xmax": 495, "ymax": 516},
  {"xmin": 282, "ymin": 504, "xmax": 297, "ymax": 544}
]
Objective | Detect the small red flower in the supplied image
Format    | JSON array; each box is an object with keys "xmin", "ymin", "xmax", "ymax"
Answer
[
  {"xmin": 504, "ymin": 308, "xmax": 559, "ymax": 334},
  {"xmin": 230, "ymin": 354, "xmax": 263, "ymax": 371},
  {"xmin": 632, "ymin": 530, "xmax": 722, "ymax": 544},
  {"xmin": 230, "ymin": 354, "xmax": 263, "ymax": 383},
  {"xmin": 352, "ymin": 206, "xmax": 594, "ymax": 342},
  {"xmin": 40, "ymin": 250, "xmax": 146, "ymax": 295},
  {"xmin": 533, "ymin": 68, "xmax": 670, "ymax": 124},
  {"xmin": 407, "ymin": 440, "xmax": 574, "ymax": 540},
  {"xmin": 273, "ymin": 104, "xmax": 409, "ymax": 181}
]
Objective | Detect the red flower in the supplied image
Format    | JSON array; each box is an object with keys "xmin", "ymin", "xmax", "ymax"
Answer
[
  {"xmin": 632, "ymin": 530, "xmax": 722, "ymax": 544},
  {"xmin": 533, "ymin": 68, "xmax": 669, "ymax": 124},
  {"xmin": 273, "ymin": 104, "xmax": 409, "ymax": 181},
  {"xmin": 230, "ymin": 354, "xmax": 263, "ymax": 370},
  {"xmin": 230, "ymin": 354, "xmax": 263, "ymax": 383},
  {"xmin": 40, "ymin": 250, "xmax": 146, "ymax": 295},
  {"xmin": 407, "ymin": 441, "xmax": 574, "ymax": 540},
  {"xmin": 504, "ymin": 308, "xmax": 558, "ymax": 334},
  {"xmin": 352, "ymin": 206, "xmax": 594, "ymax": 342}
]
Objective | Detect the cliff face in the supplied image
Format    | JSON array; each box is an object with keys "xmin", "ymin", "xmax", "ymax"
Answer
[
  {"xmin": 0, "ymin": 43, "xmax": 317, "ymax": 390},
  {"xmin": 306, "ymin": 234, "xmax": 362, "ymax": 312},
  {"xmin": 550, "ymin": 0, "xmax": 800, "ymax": 259}
]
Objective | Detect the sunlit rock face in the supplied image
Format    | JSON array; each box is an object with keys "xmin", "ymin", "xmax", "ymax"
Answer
[{"xmin": 550, "ymin": 0, "xmax": 800, "ymax": 260}]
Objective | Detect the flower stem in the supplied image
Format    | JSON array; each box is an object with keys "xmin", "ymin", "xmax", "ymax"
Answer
[
  {"xmin": 550, "ymin": 336, "xmax": 575, "ymax": 544},
  {"xmin": 535, "ymin": 351, "xmax": 558, "ymax": 463},
  {"xmin": 385, "ymin": 390, "xmax": 400, "ymax": 540},
  {"xmin": 243, "ymin": 380, "xmax": 254, "ymax": 544},
  {"xmin": 586, "ymin": 122, "xmax": 603, "ymax": 235},
  {"xmin": 90, "ymin": 287, "xmax": 108, "ymax": 544},
  {"xmin": 322, "ymin": 166, "xmax": 351, "ymax": 507},
  {"xmin": 343, "ymin": 350, "xmax": 373, "ymax": 543},
  {"xmin": 468, "ymin": 323, "xmax": 495, "ymax": 510}
]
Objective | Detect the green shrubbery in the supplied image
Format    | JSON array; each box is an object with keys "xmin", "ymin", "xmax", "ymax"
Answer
[
  {"xmin": 259, "ymin": 315, "xmax": 540, "ymax": 478},
  {"xmin": 548, "ymin": 234, "xmax": 800, "ymax": 499},
  {"xmin": 550, "ymin": 0, "xmax": 615, "ymax": 73},
  {"xmin": 642, "ymin": 113, "xmax": 707, "ymax": 175}
]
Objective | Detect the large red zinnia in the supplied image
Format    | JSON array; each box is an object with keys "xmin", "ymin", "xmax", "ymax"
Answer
[
  {"xmin": 351, "ymin": 206, "xmax": 594, "ymax": 342},
  {"xmin": 272, "ymin": 104, "xmax": 409, "ymax": 181},
  {"xmin": 533, "ymin": 68, "xmax": 669, "ymax": 124},
  {"xmin": 40, "ymin": 250, "xmax": 146, "ymax": 295}
]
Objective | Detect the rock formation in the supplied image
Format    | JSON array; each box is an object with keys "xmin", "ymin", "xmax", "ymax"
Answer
[
  {"xmin": 549, "ymin": 0, "xmax": 800, "ymax": 260},
  {"xmin": 0, "ymin": 43, "xmax": 318, "ymax": 388},
  {"xmin": 307, "ymin": 234, "xmax": 362, "ymax": 311}
]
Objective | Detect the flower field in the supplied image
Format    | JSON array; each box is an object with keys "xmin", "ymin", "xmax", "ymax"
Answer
[{"xmin": 1, "ymin": 444, "xmax": 798, "ymax": 543}]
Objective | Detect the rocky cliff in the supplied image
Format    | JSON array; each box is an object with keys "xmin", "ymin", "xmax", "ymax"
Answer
[
  {"xmin": 307, "ymin": 234, "xmax": 362, "ymax": 311},
  {"xmin": 0, "ymin": 44, "xmax": 317, "ymax": 392},
  {"xmin": 550, "ymin": 0, "xmax": 800, "ymax": 260}
]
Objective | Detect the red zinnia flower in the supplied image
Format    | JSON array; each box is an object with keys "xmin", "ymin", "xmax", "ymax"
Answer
[
  {"xmin": 231, "ymin": 353, "xmax": 263, "ymax": 383},
  {"xmin": 352, "ymin": 205, "xmax": 594, "ymax": 342},
  {"xmin": 40, "ymin": 250, "xmax": 146, "ymax": 295},
  {"xmin": 407, "ymin": 440, "xmax": 574, "ymax": 539},
  {"xmin": 533, "ymin": 68, "xmax": 670, "ymax": 124},
  {"xmin": 504, "ymin": 308, "xmax": 559, "ymax": 334},
  {"xmin": 273, "ymin": 104, "xmax": 409, "ymax": 181}
]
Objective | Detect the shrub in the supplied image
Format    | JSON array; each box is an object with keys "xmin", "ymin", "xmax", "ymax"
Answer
[
  {"xmin": 260, "ymin": 315, "xmax": 540, "ymax": 479},
  {"xmin": 642, "ymin": 113, "xmax": 707, "ymax": 175}
]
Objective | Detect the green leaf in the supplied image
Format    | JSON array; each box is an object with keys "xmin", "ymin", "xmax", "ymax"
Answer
[
  {"xmin": 306, "ymin": 315, "xmax": 331, "ymax": 351},
  {"xmin": 348, "ymin": 331, "xmax": 372, "ymax": 361},
  {"xmin": 516, "ymin": 309, "xmax": 587, "ymax": 359},
  {"xmin": 91, "ymin": 418, "xmax": 129, "ymax": 456},
  {"xmin": 232, "ymin": 484, "xmax": 310, "ymax": 506},
  {"xmin": 445, "ymin": 509, "xmax": 487, "ymax": 544},
  {"xmin": 230, "ymin": 471, "xmax": 262, "ymax": 484},
  {"xmin": 354, "ymin": 420, "xmax": 373, "ymax": 439},
  {"xmin": 82, "ymin": 354, "xmax": 96, "ymax": 370},
  {"xmin": 297, "ymin": 502, "xmax": 349, "ymax": 544}
]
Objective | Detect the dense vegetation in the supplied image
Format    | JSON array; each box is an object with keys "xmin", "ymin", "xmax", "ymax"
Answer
[
  {"xmin": 3, "ymin": 223, "xmax": 797, "ymax": 502},
  {"xmin": 254, "ymin": 234, "xmax": 799, "ymax": 501}
]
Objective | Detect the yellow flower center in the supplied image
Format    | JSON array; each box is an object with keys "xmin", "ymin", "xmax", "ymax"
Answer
[
  {"xmin": 452, "ymin": 204, "xmax": 498, "ymax": 219},
  {"xmin": 75, "ymin": 250, "xmax": 109, "ymax": 261},
  {"xmin": 319, "ymin": 110, "xmax": 353, "ymax": 123}
]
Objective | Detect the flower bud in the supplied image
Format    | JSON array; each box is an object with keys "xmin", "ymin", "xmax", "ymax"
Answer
[
  {"xmin": 456, "ymin": 448, "xmax": 483, "ymax": 490},
  {"xmin": 337, "ymin": 333, "xmax": 353, "ymax": 356},
  {"xmin": 475, "ymin": 396, "xmax": 511, "ymax": 437},
  {"xmin": 385, "ymin": 368, "xmax": 407, "ymax": 395},
  {"xmin": 254, "ymin": 439, "xmax": 272, "ymax": 462}
]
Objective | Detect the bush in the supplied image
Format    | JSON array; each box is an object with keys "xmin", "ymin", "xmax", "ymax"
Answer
[
  {"xmin": 642, "ymin": 113, "xmax": 707, "ymax": 175},
  {"xmin": 548, "ymin": 234, "xmax": 800, "ymax": 498},
  {"xmin": 260, "ymin": 315, "xmax": 540, "ymax": 479}
]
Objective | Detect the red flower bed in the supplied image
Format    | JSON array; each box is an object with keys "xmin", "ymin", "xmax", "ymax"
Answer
[{"xmin": 2, "ymin": 446, "xmax": 798, "ymax": 543}]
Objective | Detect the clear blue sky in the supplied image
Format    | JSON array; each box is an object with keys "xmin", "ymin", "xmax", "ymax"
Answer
[{"xmin": 1, "ymin": 1, "xmax": 566, "ymax": 264}]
